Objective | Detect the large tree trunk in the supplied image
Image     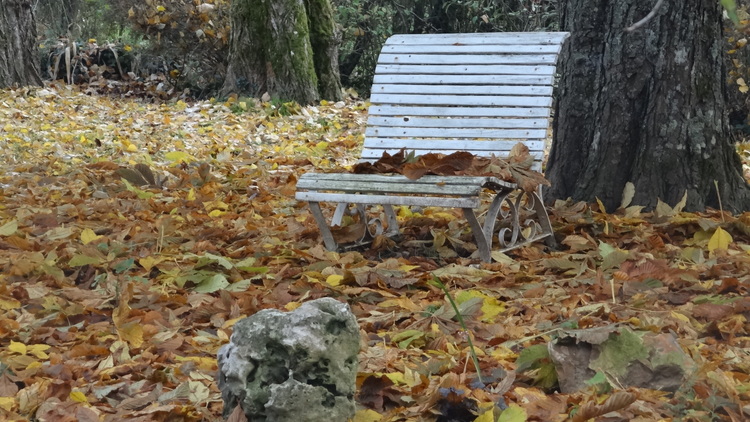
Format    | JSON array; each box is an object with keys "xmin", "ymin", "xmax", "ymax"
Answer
[
  {"xmin": 305, "ymin": 0, "xmax": 343, "ymax": 101},
  {"xmin": 0, "ymin": 0, "xmax": 42, "ymax": 88},
  {"xmin": 547, "ymin": 0, "xmax": 750, "ymax": 212},
  {"xmin": 221, "ymin": 0, "xmax": 342, "ymax": 103}
]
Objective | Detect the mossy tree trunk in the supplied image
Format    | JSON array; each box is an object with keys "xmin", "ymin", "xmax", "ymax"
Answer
[
  {"xmin": 0, "ymin": 0, "xmax": 42, "ymax": 88},
  {"xmin": 305, "ymin": 0, "xmax": 342, "ymax": 101},
  {"xmin": 547, "ymin": 0, "xmax": 750, "ymax": 212},
  {"xmin": 222, "ymin": 0, "xmax": 342, "ymax": 104}
]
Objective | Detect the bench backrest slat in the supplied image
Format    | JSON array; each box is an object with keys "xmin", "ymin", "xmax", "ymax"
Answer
[{"xmin": 363, "ymin": 32, "xmax": 569, "ymax": 171}]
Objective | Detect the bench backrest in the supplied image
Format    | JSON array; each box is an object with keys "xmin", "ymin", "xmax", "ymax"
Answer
[{"xmin": 363, "ymin": 32, "xmax": 569, "ymax": 171}]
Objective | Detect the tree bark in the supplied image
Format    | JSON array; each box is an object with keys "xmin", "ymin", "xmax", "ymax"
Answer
[
  {"xmin": 547, "ymin": 0, "xmax": 750, "ymax": 212},
  {"xmin": 222, "ymin": 0, "xmax": 342, "ymax": 103},
  {"xmin": 305, "ymin": 0, "xmax": 342, "ymax": 101},
  {"xmin": 0, "ymin": 0, "xmax": 42, "ymax": 88}
]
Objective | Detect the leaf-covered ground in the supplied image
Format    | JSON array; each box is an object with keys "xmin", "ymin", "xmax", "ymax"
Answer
[{"xmin": 0, "ymin": 86, "xmax": 749, "ymax": 422}]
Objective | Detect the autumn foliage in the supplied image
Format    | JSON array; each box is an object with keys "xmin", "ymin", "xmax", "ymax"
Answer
[{"xmin": 0, "ymin": 86, "xmax": 749, "ymax": 421}]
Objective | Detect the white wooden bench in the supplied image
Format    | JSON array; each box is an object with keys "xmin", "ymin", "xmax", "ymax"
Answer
[{"xmin": 296, "ymin": 32, "xmax": 569, "ymax": 262}]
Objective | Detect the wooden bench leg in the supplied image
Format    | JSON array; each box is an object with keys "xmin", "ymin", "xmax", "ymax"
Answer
[
  {"xmin": 308, "ymin": 201, "xmax": 339, "ymax": 251},
  {"xmin": 383, "ymin": 205, "xmax": 400, "ymax": 236},
  {"xmin": 308, "ymin": 202, "xmax": 402, "ymax": 251}
]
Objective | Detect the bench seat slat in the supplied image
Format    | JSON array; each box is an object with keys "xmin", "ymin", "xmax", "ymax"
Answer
[
  {"xmin": 297, "ymin": 173, "xmax": 511, "ymax": 186},
  {"xmin": 368, "ymin": 105, "xmax": 551, "ymax": 118},
  {"xmin": 373, "ymin": 85, "xmax": 553, "ymax": 96},
  {"xmin": 375, "ymin": 64, "xmax": 557, "ymax": 75},
  {"xmin": 367, "ymin": 116, "xmax": 547, "ymax": 129},
  {"xmin": 377, "ymin": 54, "xmax": 558, "ymax": 65},
  {"xmin": 296, "ymin": 180, "xmax": 482, "ymax": 196},
  {"xmin": 297, "ymin": 192, "xmax": 480, "ymax": 208}
]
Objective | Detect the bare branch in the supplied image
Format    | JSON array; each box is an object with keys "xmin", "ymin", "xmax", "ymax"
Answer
[{"xmin": 625, "ymin": 0, "xmax": 665, "ymax": 32}]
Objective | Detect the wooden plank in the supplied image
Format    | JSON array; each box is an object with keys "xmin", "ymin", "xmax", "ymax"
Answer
[
  {"xmin": 372, "ymin": 85, "xmax": 553, "ymax": 96},
  {"xmin": 362, "ymin": 139, "xmax": 545, "ymax": 152},
  {"xmin": 369, "ymin": 94, "xmax": 552, "ymax": 107},
  {"xmin": 386, "ymin": 32, "xmax": 569, "ymax": 46},
  {"xmin": 295, "ymin": 180, "xmax": 482, "ymax": 196},
  {"xmin": 374, "ymin": 64, "xmax": 557, "ymax": 75},
  {"xmin": 295, "ymin": 192, "xmax": 480, "ymax": 208},
  {"xmin": 368, "ymin": 105, "xmax": 551, "ymax": 118},
  {"xmin": 377, "ymin": 54, "xmax": 558, "ymax": 65},
  {"xmin": 373, "ymin": 74, "xmax": 554, "ymax": 85},
  {"xmin": 381, "ymin": 44, "xmax": 563, "ymax": 55},
  {"xmin": 367, "ymin": 116, "xmax": 547, "ymax": 129},
  {"xmin": 360, "ymin": 149, "xmax": 544, "ymax": 161},
  {"xmin": 366, "ymin": 127, "xmax": 547, "ymax": 139}
]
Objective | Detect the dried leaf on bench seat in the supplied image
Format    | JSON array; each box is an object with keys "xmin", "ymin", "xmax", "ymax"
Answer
[{"xmin": 350, "ymin": 144, "xmax": 549, "ymax": 191}]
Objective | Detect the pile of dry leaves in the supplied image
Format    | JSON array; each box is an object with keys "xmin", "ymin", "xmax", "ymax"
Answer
[{"xmin": 351, "ymin": 144, "xmax": 549, "ymax": 192}]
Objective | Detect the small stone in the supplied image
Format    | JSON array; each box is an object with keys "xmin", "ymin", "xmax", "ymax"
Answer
[{"xmin": 217, "ymin": 298, "xmax": 359, "ymax": 421}]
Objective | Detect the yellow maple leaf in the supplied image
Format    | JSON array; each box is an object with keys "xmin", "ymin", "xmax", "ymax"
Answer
[
  {"xmin": 0, "ymin": 298, "xmax": 21, "ymax": 310},
  {"xmin": 0, "ymin": 397, "xmax": 14, "ymax": 411},
  {"xmin": 474, "ymin": 402, "xmax": 495, "ymax": 422},
  {"xmin": 9, "ymin": 341, "xmax": 26, "ymax": 355},
  {"xmin": 708, "ymin": 227, "xmax": 732, "ymax": 253},
  {"xmin": 121, "ymin": 139, "xmax": 138, "ymax": 152},
  {"xmin": 385, "ymin": 372, "xmax": 405, "ymax": 385},
  {"xmin": 284, "ymin": 301, "xmax": 301, "ymax": 311},
  {"xmin": 139, "ymin": 256, "xmax": 165, "ymax": 271},
  {"xmin": 326, "ymin": 274, "xmax": 344, "ymax": 286},
  {"xmin": 351, "ymin": 409, "xmax": 382, "ymax": 422},
  {"xmin": 80, "ymin": 228, "xmax": 102, "ymax": 245},
  {"xmin": 117, "ymin": 321, "xmax": 144, "ymax": 348},
  {"xmin": 69, "ymin": 391, "xmax": 88, "ymax": 403},
  {"xmin": 164, "ymin": 151, "xmax": 195, "ymax": 164},
  {"xmin": 27, "ymin": 344, "xmax": 50, "ymax": 359},
  {"xmin": 175, "ymin": 356, "xmax": 217, "ymax": 371}
]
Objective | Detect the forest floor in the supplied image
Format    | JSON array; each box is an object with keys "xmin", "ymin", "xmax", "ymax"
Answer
[{"xmin": 0, "ymin": 85, "xmax": 749, "ymax": 421}]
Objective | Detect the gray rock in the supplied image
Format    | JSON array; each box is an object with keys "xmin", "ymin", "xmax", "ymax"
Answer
[
  {"xmin": 217, "ymin": 298, "xmax": 360, "ymax": 421},
  {"xmin": 548, "ymin": 326, "xmax": 695, "ymax": 393}
]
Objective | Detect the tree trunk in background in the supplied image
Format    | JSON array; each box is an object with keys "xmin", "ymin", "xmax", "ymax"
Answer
[
  {"xmin": 222, "ymin": 0, "xmax": 342, "ymax": 103},
  {"xmin": 0, "ymin": 0, "xmax": 42, "ymax": 88},
  {"xmin": 547, "ymin": 0, "xmax": 750, "ymax": 212},
  {"xmin": 305, "ymin": 0, "xmax": 342, "ymax": 101}
]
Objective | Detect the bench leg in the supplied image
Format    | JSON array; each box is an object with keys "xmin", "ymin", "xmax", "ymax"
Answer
[
  {"xmin": 467, "ymin": 189, "xmax": 555, "ymax": 262},
  {"xmin": 463, "ymin": 208, "xmax": 492, "ymax": 263},
  {"xmin": 383, "ymin": 205, "xmax": 400, "ymax": 236},
  {"xmin": 308, "ymin": 202, "xmax": 401, "ymax": 251},
  {"xmin": 308, "ymin": 201, "xmax": 339, "ymax": 251},
  {"xmin": 529, "ymin": 191, "xmax": 557, "ymax": 248}
]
